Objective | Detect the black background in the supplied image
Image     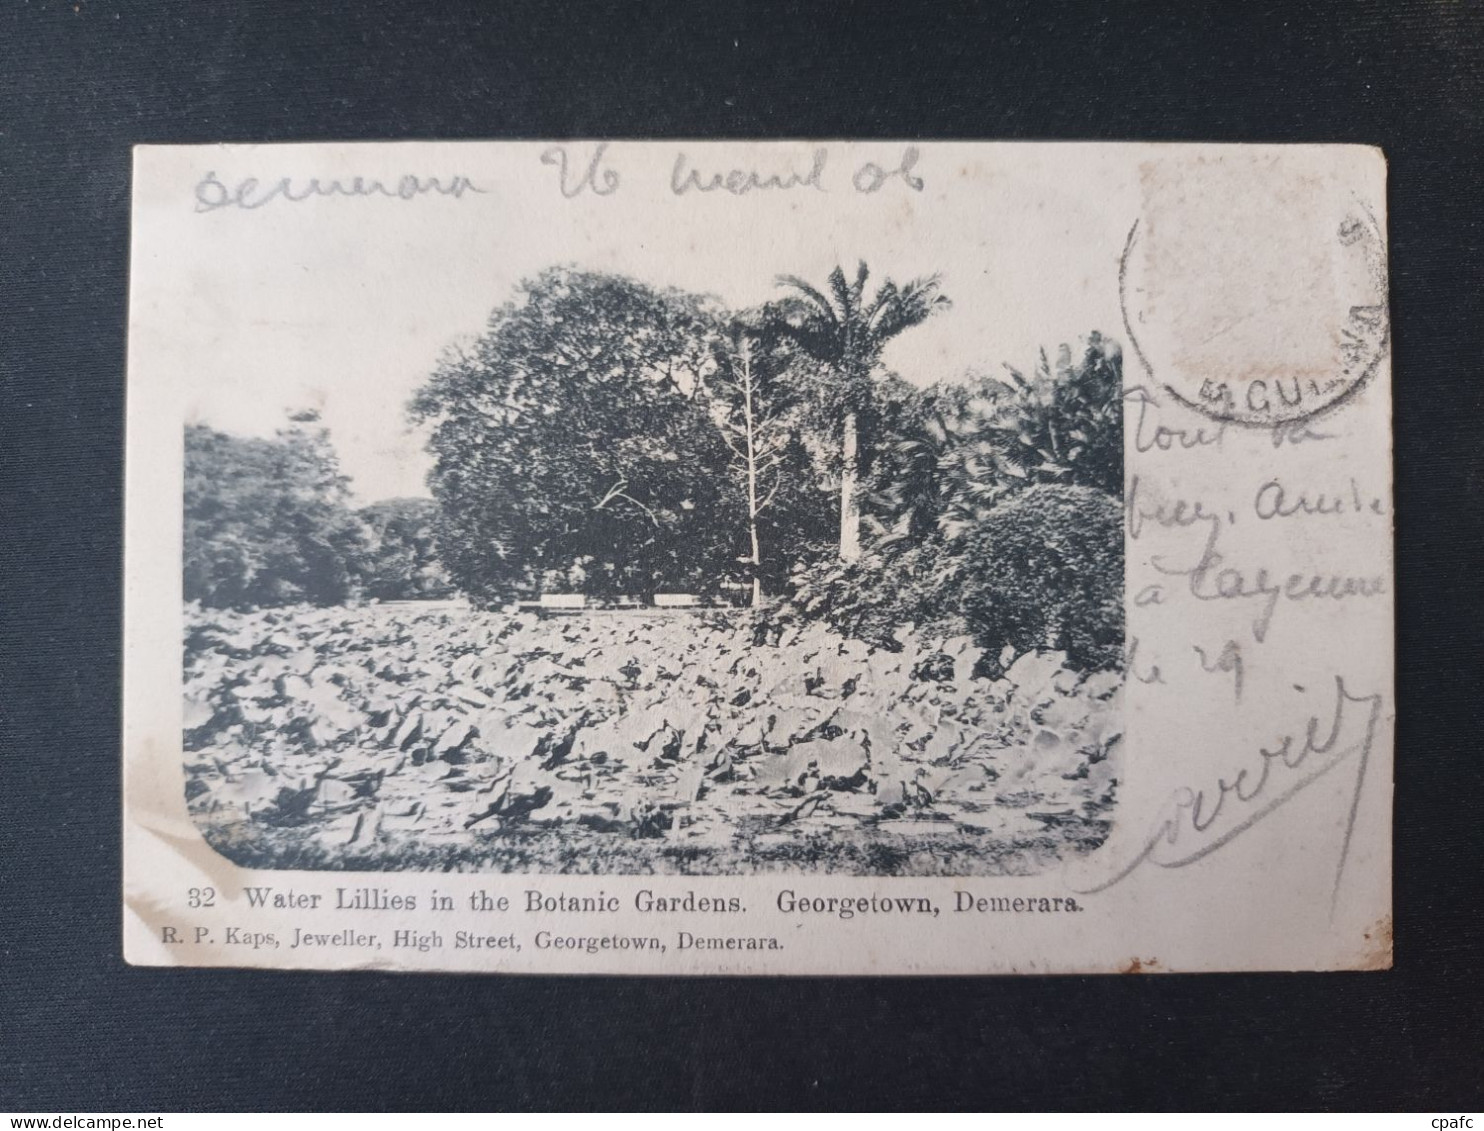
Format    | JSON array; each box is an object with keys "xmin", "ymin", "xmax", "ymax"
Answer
[{"xmin": 2, "ymin": 0, "xmax": 1481, "ymax": 1112}]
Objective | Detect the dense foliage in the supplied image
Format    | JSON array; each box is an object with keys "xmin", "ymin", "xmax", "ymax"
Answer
[
  {"xmin": 771, "ymin": 539, "xmax": 966, "ymax": 650},
  {"xmin": 960, "ymin": 485, "xmax": 1124, "ymax": 670},
  {"xmin": 358, "ymin": 498, "xmax": 455, "ymax": 601},
  {"xmin": 187, "ymin": 264, "xmax": 1123, "ymax": 673},
  {"xmin": 774, "ymin": 333, "xmax": 1125, "ymax": 669},
  {"xmin": 185, "ymin": 422, "xmax": 456, "ymax": 609},
  {"xmin": 184, "ymin": 417, "xmax": 372, "ymax": 609},
  {"xmin": 184, "ymin": 603, "xmax": 1119, "ymax": 874},
  {"xmin": 410, "ymin": 268, "xmax": 828, "ymax": 604}
]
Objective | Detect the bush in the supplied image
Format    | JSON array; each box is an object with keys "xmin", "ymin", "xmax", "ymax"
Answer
[
  {"xmin": 769, "ymin": 539, "xmax": 969, "ymax": 648},
  {"xmin": 769, "ymin": 485, "xmax": 1123, "ymax": 671},
  {"xmin": 184, "ymin": 420, "xmax": 373, "ymax": 610},
  {"xmin": 959, "ymin": 484, "xmax": 1122, "ymax": 670}
]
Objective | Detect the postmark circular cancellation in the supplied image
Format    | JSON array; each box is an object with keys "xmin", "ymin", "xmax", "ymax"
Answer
[{"xmin": 1119, "ymin": 153, "xmax": 1390, "ymax": 428}]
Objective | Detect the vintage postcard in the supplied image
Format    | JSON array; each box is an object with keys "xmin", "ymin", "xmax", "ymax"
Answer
[{"xmin": 123, "ymin": 141, "xmax": 1393, "ymax": 974}]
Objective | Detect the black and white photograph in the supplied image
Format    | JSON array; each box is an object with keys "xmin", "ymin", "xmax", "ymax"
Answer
[{"xmin": 180, "ymin": 241, "xmax": 1124, "ymax": 877}]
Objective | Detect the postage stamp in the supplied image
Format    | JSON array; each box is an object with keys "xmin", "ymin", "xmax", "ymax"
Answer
[
  {"xmin": 1122, "ymin": 152, "xmax": 1390, "ymax": 427},
  {"xmin": 123, "ymin": 141, "xmax": 1394, "ymax": 974}
]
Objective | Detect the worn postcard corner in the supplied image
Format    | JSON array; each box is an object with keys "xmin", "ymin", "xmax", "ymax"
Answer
[{"xmin": 123, "ymin": 140, "xmax": 1394, "ymax": 975}]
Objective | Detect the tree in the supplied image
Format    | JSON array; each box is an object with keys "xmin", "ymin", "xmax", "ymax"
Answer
[
  {"xmin": 773, "ymin": 333, "xmax": 1126, "ymax": 669},
  {"xmin": 981, "ymin": 332, "xmax": 1123, "ymax": 497},
  {"xmin": 873, "ymin": 334, "xmax": 1124, "ymax": 545},
  {"xmin": 183, "ymin": 412, "xmax": 372, "ymax": 609},
  {"xmin": 702, "ymin": 311, "xmax": 811, "ymax": 606},
  {"xmin": 359, "ymin": 498, "xmax": 455, "ymax": 600},
  {"xmin": 409, "ymin": 267, "xmax": 739, "ymax": 604},
  {"xmin": 855, "ymin": 375, "xmax": 945, "ymax": 549},
  {"xmin": 959, "ymin": 484, "xmax": 1123, "ymax": 670},
  {"xmin": 774, "ymin": 262, "xmax": 950, "ymax": 562}
]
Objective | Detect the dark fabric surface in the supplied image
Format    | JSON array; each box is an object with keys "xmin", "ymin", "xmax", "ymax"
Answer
[{"xmin": 2, "ymin": 0, "xmax": 1481, "ymax": 1112}]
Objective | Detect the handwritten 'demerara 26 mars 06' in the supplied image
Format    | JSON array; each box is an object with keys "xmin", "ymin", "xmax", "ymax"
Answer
[{"xmin": 123, "ymin": 141, "xmax": 1393, "ymax": 974}]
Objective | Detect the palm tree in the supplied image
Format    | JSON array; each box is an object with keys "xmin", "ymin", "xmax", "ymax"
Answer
[{"xmin": 773, "ymin": 262, "xmax": 950, "ymax": 561}]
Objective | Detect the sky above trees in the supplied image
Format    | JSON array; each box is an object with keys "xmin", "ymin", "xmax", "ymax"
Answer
[{"xmin": 156, "ymin": 143, "xmax": 1137, "ymax": 502}]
